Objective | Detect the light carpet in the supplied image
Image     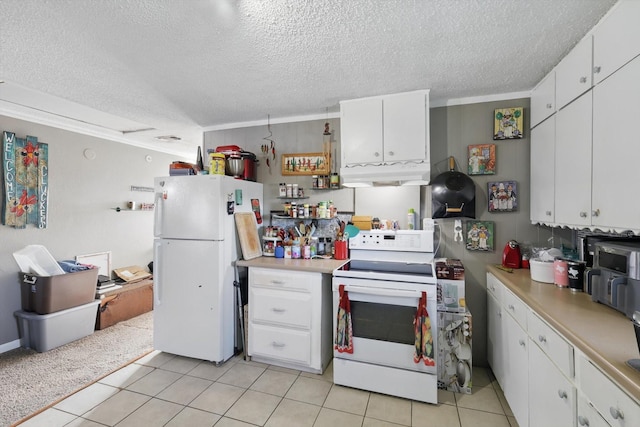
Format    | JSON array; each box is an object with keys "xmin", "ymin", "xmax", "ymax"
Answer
[{"xmin": 0, "ymin": 311, "xmax": 153, "ymax": 426}]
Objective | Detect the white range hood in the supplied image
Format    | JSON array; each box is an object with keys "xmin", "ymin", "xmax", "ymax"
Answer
[{"xmin": 340, "ymin": 161, "xmax": 431, "ymax": 187}]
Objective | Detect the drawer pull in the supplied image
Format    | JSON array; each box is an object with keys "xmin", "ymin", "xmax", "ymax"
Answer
[
  {"xmin": 271, "ymin": 308, "xmax": 286, "ymax": 313},
  {"xmin": 519, "ymin": 339, "xmax": 526, "ymax": 347},
  {"xmin": 508, "ymin": 304, "xmax": 515, "ymax": 311},
  {"xmin": 270, "ymin": 280, "xmax": 285, "ymax": 285},
  {"xmin": 557, "ymin": 389, "xmax": 567, "ymax": 399},
  {"xmin": 538, "ymin": 335, "xmax": 547, "ymax": 343},
  {"xmin": 609, "ymin": 406, "xmax": 624, "ymax": 420},
  {"xmin": 594, "ymin": 66, "xmax": 601, "ymax": 74},
  {"xmin": 577, "ymin": 415, "xmax": 589, "ymax": 426},
  {"xmin": 579, "ymin": 76, "xmax": 587, "ymax": 83},
  {"xmin": 271, "ymin": 342, "xmax": 286, "ymax": 348}
]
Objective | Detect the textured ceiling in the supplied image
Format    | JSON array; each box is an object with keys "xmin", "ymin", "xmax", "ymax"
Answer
[{"xmin": 0, "ymin": 0, "xmax": 618, "ymax": 157}]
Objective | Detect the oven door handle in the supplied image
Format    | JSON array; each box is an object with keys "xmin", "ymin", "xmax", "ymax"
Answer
[{"xmin": 340, "ymin": 284, "xmax": 424, "ymax": 299}]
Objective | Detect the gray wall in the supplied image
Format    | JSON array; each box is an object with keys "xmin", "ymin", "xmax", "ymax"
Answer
[
  {"xmin": 427, "ymin": 99, "xmax": 572, "ymax": 366},
  {"xmin": 206, "ymin": 100, "xmax": 574, "ymax": 367},
  {"xmin": 0, "ymin": 115, "xmax": 189, "ymax": 349}
]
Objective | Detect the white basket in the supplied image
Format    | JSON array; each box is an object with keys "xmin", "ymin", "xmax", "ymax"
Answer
[
  {"xmin": 13, "ymin": 245, "xmax": 65, "ymax": 276},
  {"xmin": 530, "ymin": 258, "xmax": 554, "ymax": 283}
]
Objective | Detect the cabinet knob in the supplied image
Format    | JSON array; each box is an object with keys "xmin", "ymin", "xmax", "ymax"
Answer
[
  {"xmin": 545, "ymin": 211, "xmax": 552, "ymax": 216},
  {"xmin": 609, "ymin": 406, "xmax": 624, "ymax": 420},
  {"xmin": 579, "ymin": 76, "xmax": 587, "ymax": 83},
  {"xmin": 497, "ymin": 311, "xmax": 502, "ymax": 318},
  {"xmin": 508, "ymin": 304, "xmax": 515, "ymax": 311},
  {"xmin": 374, "ymin": 152, "xmax": 380, "ymax": 157},
  {"xmin": 388, "ymin": 151, "xmax": 394, "ymax": 156},
  {"xmin": 594, "ymin": 66, "xmax": 602, "ymax": 74},
  {"xmin": 578, "ymin": 415, "xmax": 589, "ymax": 426},
  {"xmin": 579, "ymin": 211, "xmax": 587, "ymax": 218},
  {"xmin": 538, "ymin": 335, "xmax": 547, "ymax": 343},
  {"xmin": 519, "ymin": 339, "xmax": 526, "ymax": 347},
  {"xmin": 557, "ymin": 389, "xmax": 568, "ymax": 399},
  {"xmin": 592, "ymin": 209, "xmax": 600, "ymax": 217},
  {"xmin": 546, "ymin": 103, "xmax": 553, "ymax": 109}
]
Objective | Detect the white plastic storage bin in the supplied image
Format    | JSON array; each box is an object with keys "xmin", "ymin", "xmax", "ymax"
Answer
[
  {"xmin": 13, "ymin": 245, "xmax": 65, "ymax": 276},
  {"xmin": 14, "ymin": 300, "xmax": 99, "ymax": 352}
]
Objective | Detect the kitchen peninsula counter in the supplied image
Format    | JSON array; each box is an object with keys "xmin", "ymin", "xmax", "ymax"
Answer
[
  {"xmin": 236, "ymin": 256, "xmax": 348, "ymax": 274},
  {"xmin": 487, "ymin": 264, "xmax": 640, "ymax": 403}
]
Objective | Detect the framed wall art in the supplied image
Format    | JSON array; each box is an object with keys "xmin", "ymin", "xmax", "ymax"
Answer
[
  {"xmin": 467, "ymin": 144, "xmax": 496, "ymax": 175},
  {"xmin": 465, "ymin": 220, "xmax": 494, "ymax": 251},
  {"xmin": 493, "ymin": 107, "xmax": 523, "ymax": 140},
  {"xmin": 488, "ymin": 180, "xmax": 518, "ymax": 212},
  {"xmin": 281, "ymin": 152, "xmax": 331, "ymax": 176}
]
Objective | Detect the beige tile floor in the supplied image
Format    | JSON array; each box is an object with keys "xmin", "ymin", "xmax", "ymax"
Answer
[{"xmin": 18, "ymin": 352, "xmax": 518, "ymax": 427}]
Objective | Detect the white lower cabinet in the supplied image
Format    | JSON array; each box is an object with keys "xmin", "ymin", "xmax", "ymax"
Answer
[
  {"xmin": 248, "ymin": 267, "xmax": 333, "ymax": 374},
  {"xmin": 488, "ymin": 272, "xmax": 640, "ymax": 427},
  {"xmin": 578, "ymin": 354, "xmax": 640, "ymax": 427},
  {"xmin": 529, "ymin": 341, "xmax": 576, "ymax": 427}
]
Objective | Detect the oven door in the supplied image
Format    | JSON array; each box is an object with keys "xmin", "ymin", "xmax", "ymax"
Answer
[{"xmin": 332, "ymin": 276, "xmax": 437, "ymax": 374}]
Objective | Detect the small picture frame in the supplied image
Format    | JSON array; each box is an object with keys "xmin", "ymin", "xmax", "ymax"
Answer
[
  {"xmin": 465, "ymin": 220, "xmax": 494, "ymax": 251},
  {"xmin": 488, "ymin": 180, "xmax": 518, "ymax": 212},
  {"xmin": 281, "ymin": 152, "xmax": 331, "ymax": 176},
  {"xmin": 493, "ymin": 107, "xmax": 523, "ymax": 140},
  {"xmin": 468, "ymin": 144, "xmax": 496, "ymax": 175}
]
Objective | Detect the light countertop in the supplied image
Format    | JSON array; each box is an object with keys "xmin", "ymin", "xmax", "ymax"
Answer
[
  {"xmin": 487, "ymin": 265, "xmax": 640, "ymax": 403},
  {"xmin": 236, "ymin": 256, "xmax": 349, "ymax": 274}
]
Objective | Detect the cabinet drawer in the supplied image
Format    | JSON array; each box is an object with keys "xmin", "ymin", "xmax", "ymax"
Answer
[
  {"xmin": 249, "ymin": 323, "xmax": 311, "ymax": 365},
  {"xmin": 503, "ymin": 287, "xmax": 528, "ymax": 329},
  {"xmin": 528, "ymin": 311, "xmax": 574, "ymax": 379},
  {"xmin": 487, "ymin": 273, "xmax": 503, "ymax": 302},
  {"xmin": 250, "ymin": 268, "xmax": 318, "ymax": 292},
  {"xmin": 250, "ymin": 287, "xmax": 312, "ymax": 329},
  {"xmin": 578, "ymin": 393, "xmax": 610, "ymax": 427},
  {"xmin": 579, "ymin": 354, "xmax": 640, "ymax": 426}
]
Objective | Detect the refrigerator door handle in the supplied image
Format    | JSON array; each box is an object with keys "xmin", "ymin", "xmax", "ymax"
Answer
[
  {"xmin": 153, "ymin": 240, "xmax": 162, "ymax": 306},
  {"xmin": 154, "ymin": 191, "xmax": 164, "ymax": 237}
]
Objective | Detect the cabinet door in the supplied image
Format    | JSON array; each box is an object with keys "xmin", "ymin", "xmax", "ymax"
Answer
[
  {"xmin": 592, "ymin": 55, "xmax": 640, "ymax": 231},
  {"xmin": 555, "ymin": 91, "xmax": 593, "ymax": 227},
  {"xmin": 531, "ymin": 71, "xmax": 556, "ymax": 128},
  {"xmin": 529, "ymin": 342, "xmax": 576, "ymax": 427},
  {"xmin": 383, "ymin": 91, "xmax": 428, "ymax": 163},
  {"xmin": 503, "ymin": 312, "xmax": 529, "ymax": 427},
  {"xmin": 340, "ymin": 97, "xmax": 383, "ymax": 165},
  {"xmin": 530, "ymin": 115, "xmax": 556, "ymax": 224},
  {"xmin": 556, "ymin": 36, "xmax": 593, "ymax": 109},
  {"xmin": 487, "ymin": 292, "xmax": 505, "ymax": 386},
  {"xmin": 593, "ymin": 0, "xmax": 640, "ymax": 84}
]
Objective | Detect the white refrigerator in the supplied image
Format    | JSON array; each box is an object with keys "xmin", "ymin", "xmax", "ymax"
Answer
[{"xmin": 153, "ymin": 174, "xmax": 263, "ymax": 363}]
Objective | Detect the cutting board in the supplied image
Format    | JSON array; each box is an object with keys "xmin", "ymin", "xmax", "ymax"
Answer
[{"xmin": 235, "ymin": 212, "xmax": 262, "ymax": 260}]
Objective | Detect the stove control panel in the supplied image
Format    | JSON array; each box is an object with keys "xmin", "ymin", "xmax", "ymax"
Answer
[{"xmin": 349, "ymin": 230, "xmax": 434, "ymax": 253}]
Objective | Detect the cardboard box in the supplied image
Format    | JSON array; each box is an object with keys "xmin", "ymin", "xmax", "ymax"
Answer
[
  {"xmin": 437, "ymin": 309, "xmax": 472, "ymax": 394},
  {"xmin": 14, "ymin": 300, "xmax": 99, "ymax": 352},
  {"xmin": 19, "ymin": 268, "xmax": 99, "ymax": 314},
  {"xmin": 435, "ymin": 258, "xmax": 465, "ymax": 280},
  {"xmin": 96, "ymin": 279, "xmax": 153, "ymax": 330}
]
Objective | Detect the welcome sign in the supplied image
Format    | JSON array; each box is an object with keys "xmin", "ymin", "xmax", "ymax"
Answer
[{"xmin": 2, "ymin": 131, "xmax": 49, "ymax": 229}]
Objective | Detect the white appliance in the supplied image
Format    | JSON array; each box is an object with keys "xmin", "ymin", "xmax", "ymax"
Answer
[
  {"xmin": 153, "ymin": 174, "xmax": 263, "ymax": 363},
  {"xmin": 332, "ymin": 230, "xmax": 438, "ymax": 403}
]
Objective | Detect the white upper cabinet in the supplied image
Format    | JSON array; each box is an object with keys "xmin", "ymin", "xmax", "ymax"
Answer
[
  {"xmin": 554, "ymin": 91, "xmax": 592, "ymax": 227},
  {"xmin": 340, "ymin": 90, "xmax": 429, "ymax": 166},
  {"xmin": 530, "ymin": 115, "xmax": 556, "ymax": 225},
  {"xmin": 530, "ymin": 71, "xmax": 556, "ymax": 128},
  {"xmin": 592, "ymin": 54, "xmax": 640, "ymax": 232},
  {"xmin": 593, "ymin": 0, "xmax": 640, "ymax": 84},
  {"xmin": 556, "ymin": 36, "xmax": 593, "ymax": 110}
]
